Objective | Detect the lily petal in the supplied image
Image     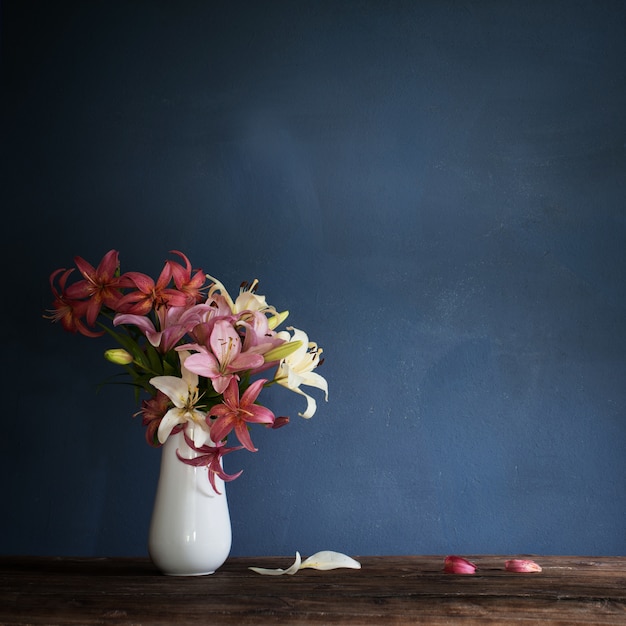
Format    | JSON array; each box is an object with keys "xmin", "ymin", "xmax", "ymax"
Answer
[
  {"xmin": 249, "ymin": 551, "xmax": 361, "ymax": 575},
  {"xmin": 157, "ymin": 408, "xmax": 187, "ymax": 443},
  {"xmin": 505, "ymin": 559, "xmax": 542, "ymax": 573},
  {"xmin": 289, "ymin": 385, "xmax": 317, "ymax": 419},
  {"xmin": 249, "ymin": 552, "xmax": 302, "ymax": 575},
  {"xmin": 300, "ymin": 551, "xmax": 361, "ymax": 570},
  {"xmin": 150, "ymin": 376, "xmax": 191, "ymax": 409},
  {"xmin": 443, "ymin": 555, "xmax": 477, "ymax": 574}
]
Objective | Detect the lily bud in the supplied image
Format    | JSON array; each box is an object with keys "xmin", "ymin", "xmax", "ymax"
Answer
[
  {"xmin": 505, "ymin": 559, "xmax": 542, "ymax": 573},
  {"xmin": 267, "ymin": 309, "xmax": 289, "ymax": 330},
  {"xmin": 263, "ymin": 340, "xmax": 303, "ymax": 363},
  {"xmin": 443, "ymin": 555, "xmax": 477, "ymax": 574},
  {"xmin": 270, "ymin": 416, "xmax": 290, "ymax": 429},
  {"xmin": 104, "ymin": 348, "xmax": 134, "ymax": 365}
]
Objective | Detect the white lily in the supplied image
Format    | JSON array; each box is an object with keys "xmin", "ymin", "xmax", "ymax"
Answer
[
  {"xmin": 206, "ymin": 275, "xmax": 286, "ymax": 319},
  {"xmin": 150, "ymin": 351, "xmax": 211, "ymax": 447},
  {"xmin": 249, "ymin": 551, "xmax": 361, "ymax": 575},
  {"xmin": 274, "ymin": 327, "xmax": 328, "ymax": 418}
]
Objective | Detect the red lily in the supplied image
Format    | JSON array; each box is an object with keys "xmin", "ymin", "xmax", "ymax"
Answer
[
  {"xmin": 45, "ymin": 268, "xmax": 104, "ymax": 337},
  {"xmin": 167, "ymin": 250, "xmax": 207, "ymax": 304},
  {"xmin": 64, "ymin": 249, "xmax": 124, "ymax": 325},
  {"xmin": 116, "ymin": 259, "xmax": 188, "ymax": 316},
  {"xmin": 208, "ymin": 378, "xmax": 275, "ymax": 451},
  {"xmin": 137, "ymin": 390, "xmax": 179, "ymax": 447},
  {"xmin": 176, "ymin": 428, "xmax": 243, "ymax": 494}
]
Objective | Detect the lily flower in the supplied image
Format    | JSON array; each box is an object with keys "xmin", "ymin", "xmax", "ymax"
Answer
[
  {"xmin": 208, "ymin": 378, "xmax": 275, "ymax": 451},
  {"xmin": 443, "ymin": 556, "xmax": 477, "ymax": 574},
  {"xmin": 114, "ymin": 303, "xmax": 213, "ymax": 353},
  {"xmin": 207, "ymin": 276, "xmax": 288, "ymax": 323},
  {"xmin": 206, "ymin": 276, "xmax": 260, "ymax": 313},
  {"xmin": 182, "ymin": 319, "xmax": 265, "ymax": 394},
  {"xmin": 149, "ymin": 352, "xmax": 211, "ymax": 447},
  {"xmin": 116, "ymin": 255, "xmax": 189, "ymax": 315},
  {"xmin": 45, "ymin": 268, "xmax": 103, "ymax": 337},
  {"xmin": 175, "ymin": 429, "xmax": 243, "ymax": 495},
  {"xmin": 234, "ymin": 279, "xmax": 267, "ymax": 311},
  {"xmin": 167, "ymin": 250, "xmax": 207, "ymax": 304},
  {"xmin": 63, "ymin": 249, "xmax": 124, "ymax": 325},
  {"xmin": 505, "ymin": 559, "xmax": 542, "ymax": 573},
  {"xmin": 137, "ymin": 390, "xmax": 177, "ymax": 447},
  {"xmin": 274, "ymin": 327, "xmax": 328, "ymax": 418},
  {"xmin": 236, "ymin": 310, "xmax": 288, "ymax": 368}
]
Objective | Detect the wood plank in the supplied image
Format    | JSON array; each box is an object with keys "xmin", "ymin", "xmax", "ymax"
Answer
[{"xmin": 1, "ymin": 556, "xmax": 625, "ymax": 625}]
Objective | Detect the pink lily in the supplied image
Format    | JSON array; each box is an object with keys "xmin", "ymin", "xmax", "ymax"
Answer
[
  {"xmin": 505, "ymin": 559, "xmax": 542, "ymax": 573},
  {"xmin": 236, "ymin": 310, "xmax": 287, "ymax": 371},
  {"xmin": 208, "ymin": 378, "xmax": 275, "ymax": 451},
  {"xmin": 443, "ymin": 555, "xmax": 477, "ymax": 574},
  {"xmin": 114, "ymin": 303, "xmax": 214, "ymax": 353},
  {"xmin": 182, "ymin": 319, "xmax": 265, "ymax": 394},
  {"xmin": 176, "ymin": 428, "xmax": 243, "ymax": 495}
]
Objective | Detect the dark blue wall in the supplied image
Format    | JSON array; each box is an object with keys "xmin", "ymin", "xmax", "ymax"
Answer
[{"xmin": 2, "ymin": 0, "xmax": 625, "ymax": 557}]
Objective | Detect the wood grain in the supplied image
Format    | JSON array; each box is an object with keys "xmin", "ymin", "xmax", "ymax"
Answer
[{"xmin": 1, "ymin": 555, "xmax": 625, "ymax": 625}]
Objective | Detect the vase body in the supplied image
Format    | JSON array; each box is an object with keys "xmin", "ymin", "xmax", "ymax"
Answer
[{"xmin": 148, "ymin": 428, "xmax": 232, "ymax": 576}]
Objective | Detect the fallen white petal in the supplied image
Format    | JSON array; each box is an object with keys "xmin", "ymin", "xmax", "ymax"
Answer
[
  {"xmin": 300, "ymin": 551, "xmax": 362, "ymax": 570},
  {"xmin": 249, "ymin": 551, "xmax": 302, "ymax": 575},
  {"xmin": 249, "ymin": 550, "xmax": 361, "ymax": 575}
]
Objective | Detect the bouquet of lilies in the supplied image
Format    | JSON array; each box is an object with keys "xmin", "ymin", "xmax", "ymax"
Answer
[{"xmin": 45, "ymin": 249, "xmax": 327, "ymax": 492}]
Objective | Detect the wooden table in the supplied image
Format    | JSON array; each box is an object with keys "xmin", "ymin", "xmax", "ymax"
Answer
[{"xmin": 1, "ymin": 555, "xmax": 625, "ymax": 624}]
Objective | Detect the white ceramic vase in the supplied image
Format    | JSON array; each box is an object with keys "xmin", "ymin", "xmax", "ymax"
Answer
[{"xmin": 148, "ymin": 428, "xmax": 232, "ymax": 576}]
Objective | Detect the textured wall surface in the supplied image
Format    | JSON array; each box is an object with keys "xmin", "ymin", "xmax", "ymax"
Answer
[{"xmin": 2, "ymin": 0, "xmax": 625, "ymax": 557}]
